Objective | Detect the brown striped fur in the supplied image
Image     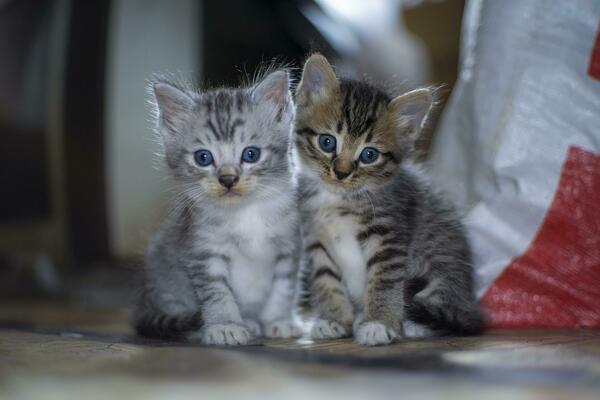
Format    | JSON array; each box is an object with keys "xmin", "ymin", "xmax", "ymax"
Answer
[{"xmin": 294, "ymin": 54, "xmax": 483, "ymax": 346}]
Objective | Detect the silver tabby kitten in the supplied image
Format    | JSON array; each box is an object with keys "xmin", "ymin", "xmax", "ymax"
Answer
[
  {"xmin": 295, "ymin": 54, "xmax": 483, "ymax": 346},
  {"xmin": 134, "ymin": 70, "xmax": 300, "ymax": 345}
]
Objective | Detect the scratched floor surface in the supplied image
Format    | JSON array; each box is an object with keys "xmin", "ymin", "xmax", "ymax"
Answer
[{"xmin": 1, "ymin": 300, "xmax": 599, "ymax": 399}]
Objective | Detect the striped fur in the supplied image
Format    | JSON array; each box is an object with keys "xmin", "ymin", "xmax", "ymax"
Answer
[
  {"xmin": 134, "ymin": 70, "xmax": 301, "ymax": 345},
  {"xmin": 134, "ymin": 310, "xmax": 202, "ymax": 340},
  {"xmin": 294, "ymin": 54, "xmax": 483, "ymax": 346}
]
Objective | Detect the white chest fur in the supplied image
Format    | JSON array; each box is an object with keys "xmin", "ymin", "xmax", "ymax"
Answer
[
  {"xmin": 223, "ymin": 199, "xmax": 290, "ymax": 316},
  {"xmin": 230, "ymin": 205, "xmax": 276, "ymax": 260},
  {"xmin": 306, "ymin": 191, "xmax": 367, "ymax": 307}
]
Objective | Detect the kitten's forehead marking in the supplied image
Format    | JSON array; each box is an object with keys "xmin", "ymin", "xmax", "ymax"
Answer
[
  {"xmin": 336, "ymin": 81, "xmax": 388, "ymax": 139},
  {"xmin": 201, "ymin": 90, "xmax": 249, "ymax": 142}
]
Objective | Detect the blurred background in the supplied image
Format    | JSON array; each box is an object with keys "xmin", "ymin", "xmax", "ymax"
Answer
[{"xmin": 0, "ymin": 0, "xmax": 464, "ymax": 303}]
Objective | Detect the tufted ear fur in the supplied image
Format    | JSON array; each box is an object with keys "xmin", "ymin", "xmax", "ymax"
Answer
[
  {"xmin": 153, "ymin": 82, "xmax": 195, "ymax": 135},
  {"xmin": 296, "ymin": 53, "xmax": 339, "ymax": 107},
  {"xmin": 251, "ymin": 70, "xmax": 293, "ymax": 124},
  {"xmin": 386, "ymin": 88, "xmax": 433, "ymax": 140}
]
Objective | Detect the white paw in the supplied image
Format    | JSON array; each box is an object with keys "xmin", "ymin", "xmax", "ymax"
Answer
[
  {"xmin": 244, "ymin": 319, "xmax": 262, "ymax": 337},
  {"xmin": 200, "ymin": 324, "xmax": 251, "ymax": 346},
  {"xmin": 403, "ymin": 320, "xmax": 434, "ymax": 338},
  {"xmin": 354, "ymin": 321, "xmax": 398, "ymax": 346},
  {"xmin": 310, "ymin": 319, "xmax": 349, "ymax": 339},
  {"xmin": 264, "ymin": 320, "xmax": 301, "ymax": 339}
]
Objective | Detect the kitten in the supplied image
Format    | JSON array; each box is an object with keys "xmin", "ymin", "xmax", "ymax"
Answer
[
  {"xmin": 134, "ymin": 70, "xmax": 300, "ymax": 345},
  {"xmin": 294, "ymin": 54, "xmax": 483, "ymax": 346}
]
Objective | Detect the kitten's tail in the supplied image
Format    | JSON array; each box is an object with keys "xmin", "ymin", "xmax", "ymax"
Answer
[
  {"xmin": 294, "ymin": 258, "xmax": 314, "ymax": 315},
  {"xmin": 134, "ymin": 311, "xmax": 203, "ymax": 340},
  {"xmin": 404, "ymin": 278, "xmax": 485, "ymax": 336}
]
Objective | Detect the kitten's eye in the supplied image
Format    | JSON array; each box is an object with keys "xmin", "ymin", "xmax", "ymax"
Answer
[
  {"xmin": 318, "ymin": 134, "xmax": 337, "ymax": 153},
  {"xmin": 194, "ymin": 149, "xmax": 214, "ymax": 166},
  {"xmin": 359, "ymin": 147, "xmax": 380, "ymax": 164},
  {"xmin": 241, "ymin": 146, "xmax": 261, "ymax": 163}
]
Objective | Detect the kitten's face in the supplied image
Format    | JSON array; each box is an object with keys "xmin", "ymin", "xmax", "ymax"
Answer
[
  {"xmin": 295, "ymin": 54, "xmax": 432, "ymax": 195},
  {"xmin": 153, "ymin": 71, "xmax": 293, "ymax": 206}
]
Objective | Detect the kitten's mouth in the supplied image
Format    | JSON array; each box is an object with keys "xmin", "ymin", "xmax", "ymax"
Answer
[
  {"xmin": 324, "ymin": 179, "xmax": 353, "ymax": 194},
  {"xmin": 222, "ymin": 189, "xmax": 243, "ymax": 198}
]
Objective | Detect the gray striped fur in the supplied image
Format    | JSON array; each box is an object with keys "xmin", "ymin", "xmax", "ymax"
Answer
[{"xmin": 134, "ymin": 70, "xmax": 301, "ymax": 345}]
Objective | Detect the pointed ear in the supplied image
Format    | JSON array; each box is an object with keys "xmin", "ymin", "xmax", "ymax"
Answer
[
  {"xmin": 153, "ymin": 82, "xmax": 194, "ymax": 134},
  {"xmin": 387, "ymin": 88, "xmax": 433, "ymax": 138},
  {"xmin": 296, "ymin": 53, "xmax": 338, "ymax": 107},
  {"xmin": 251, "ymin": 70, "xmax": 293, "ymax": 123}
]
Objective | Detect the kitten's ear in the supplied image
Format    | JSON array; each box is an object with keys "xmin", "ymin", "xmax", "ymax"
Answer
[
  {"xmin": 153, "ymin": 81, "xmax": 194, "ymax": 134},
  {"xmin": 387, "ymin": 88, "xmax": 433, "ymax": 139},
  {"xmin": 296, "ymin": 53, "xmax": 338, "ymax": 107},
  {"xmin": 251, "ymin": 70, "xmax": 293, "ymax": 123}
]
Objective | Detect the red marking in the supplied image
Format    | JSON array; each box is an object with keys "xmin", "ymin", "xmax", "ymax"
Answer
[
  {"xmin": 589, "ymin": 23, "xmax": 600, "ymax": 80},
  {"xmin": 481, "ymin": 146, "xmax": 600, "ymax": 328}
]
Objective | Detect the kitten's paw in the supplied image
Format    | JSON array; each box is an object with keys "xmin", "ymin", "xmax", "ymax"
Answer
[
  {"xmin": 310, "ymin": 319, "xmax": 349, "ymax": 339},
  {"xmin": 354, "ymin": 321, "xmax": 398, "ymax": 346},
  {"xmin": 244, "ymin": 319, "xmax": 262, "ymax": 337},
  {"xmin": 264, "ymin": 320, "xmax": 301, "ymax": 339},
  {"xmin": 403, "ymin": 320, "xmax": 434, "ymax": 338},
  {"xmin": 200, "ymin": 324, "xmax": 251, "ymax": 346}
]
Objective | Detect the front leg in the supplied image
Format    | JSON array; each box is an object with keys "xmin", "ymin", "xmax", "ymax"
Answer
[
  {"xmin": 260, "ymin": 255, "xmax": 301, "ymax": 339},
  {"xmin": 306, "ymin": 242, "xmax": 354, "ymax": 339},
  {"xmin": 355, "ymin": 243, "xmax": 408, "ymax": 346},
  {"xmin": 185, "ymin": 253, "xmax": 250, "ymax": 346}
]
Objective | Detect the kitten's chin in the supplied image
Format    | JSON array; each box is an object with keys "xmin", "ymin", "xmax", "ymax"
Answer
[
  {"xmin": 324, "ymin": 184, "xmax": 348, "ymax": 195},
  {"xmin": 321, "ymin": 180, "xmax": 357, "ymax": 195}
]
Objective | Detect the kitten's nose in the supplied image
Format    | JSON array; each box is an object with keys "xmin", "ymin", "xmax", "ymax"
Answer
[
  {"xmin": 333, "ymin": 158, "xmax": 353, "ymax": 181},
  {"xmin": 333, "ymin": 168, "xmax": 351, "ymax": 181},
  {"xmin": 218, "ymin": 174, "xmax": 239, "ymax": 189}
]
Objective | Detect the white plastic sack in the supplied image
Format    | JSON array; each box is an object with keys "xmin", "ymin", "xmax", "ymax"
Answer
[{"xmin": 428, "ymin": 0, "xmax": 600, "ymax": 327}]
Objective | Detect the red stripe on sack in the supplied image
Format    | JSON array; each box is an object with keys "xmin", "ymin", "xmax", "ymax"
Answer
[
  {"xmin": 481, "ymin": 146, "xmax": 600, "ymax": 328},
  {"xmin": 589, "ymin": 23, "xmax": 600, "ymax": 80}
]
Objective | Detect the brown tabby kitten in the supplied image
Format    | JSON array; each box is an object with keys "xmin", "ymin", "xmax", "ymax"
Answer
[{"xmin": 294, "ymin": 54, "xmax": 483, "ymax": 346}]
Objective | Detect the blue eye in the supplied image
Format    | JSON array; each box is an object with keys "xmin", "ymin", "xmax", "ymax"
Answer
[
  {"xmin": 241, "ymin": 146, "xmax": 261, "ymax": 163},
  {"xmin": 194, "ymin": 149, "xmax": 213, "ymax": 166},
  {"xmin": 359, "ymin": 147, "xmax": 380, "ymax": 164},
  {"xmin": 318, "ymin": 134, "xmax": 336, "ymax": 153}
]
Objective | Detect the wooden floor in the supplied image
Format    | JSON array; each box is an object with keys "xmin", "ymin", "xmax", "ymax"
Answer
[{"xmin": 1, "ymin": 300, "xmax": 600, "ymax": 399}]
